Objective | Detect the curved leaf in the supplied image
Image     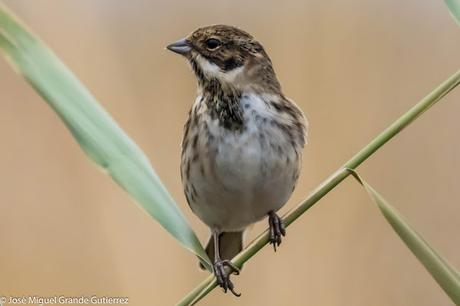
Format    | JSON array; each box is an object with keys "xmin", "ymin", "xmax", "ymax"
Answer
[
  {"xmin": 350, "ymin": 170, "xmax": 460, "ymax": 305},
  {"xmin": 0, "ymin": 3, "xmax": 211, "ymax": 270},
  {"xmin": 445, "ymin": 0, "xmax": 460, "ymax": 27}
]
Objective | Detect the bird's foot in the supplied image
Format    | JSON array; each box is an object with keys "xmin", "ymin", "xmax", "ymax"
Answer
[
  {"xmin": 268, "ymin": 211, "xmax": 286, "ymax": 251},
  {"xmin": 213, "ymin": 259, "xmax": 241, "ymax": 296}
]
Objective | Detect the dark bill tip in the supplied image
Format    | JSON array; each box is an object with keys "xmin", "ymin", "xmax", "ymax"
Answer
[{"xmin": 166, "ymin": 38, "xmax": 192, "ymax": 55}]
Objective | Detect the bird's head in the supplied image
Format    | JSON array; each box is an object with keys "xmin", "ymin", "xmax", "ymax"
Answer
[{"xmin": 167, "ymin": 25, "xmax": 281, "ymax": 94}]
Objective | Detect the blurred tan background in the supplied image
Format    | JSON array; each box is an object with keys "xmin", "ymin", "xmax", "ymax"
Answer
[{"xmin": 1, "ymin": 0, "xmax": 460, "ymax": 305}]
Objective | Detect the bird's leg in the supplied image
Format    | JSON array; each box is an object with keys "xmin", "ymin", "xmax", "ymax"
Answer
[
  {"xmin": 268, "ymin": 211, "xmax": 286, "ymax": 251},
  {"xmin": 212, "ymin": 231, "xmax": 241, "ymax": 296}
]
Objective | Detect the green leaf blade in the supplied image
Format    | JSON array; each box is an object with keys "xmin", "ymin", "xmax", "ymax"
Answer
[
  {"xmin": 352, "ymin": 171, "xmax": 460, "ymax": 305},
  {"xmin": 0, "ymin": 3, "xmax": 211, "ymax": 270},
  {"xmin": 445, "ymin": 0, "xmax": 460, "ymax": 27}
]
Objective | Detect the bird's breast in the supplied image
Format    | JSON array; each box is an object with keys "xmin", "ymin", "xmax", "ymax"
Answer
[{"xmin": 181, "ymin": 92, "xmax": 305, "ymax": 230}]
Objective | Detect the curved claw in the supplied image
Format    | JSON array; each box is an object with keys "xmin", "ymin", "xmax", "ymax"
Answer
[
  {"xmin": 213, "ymin": 260, "xmax": 241, "ymax": 297},
  {"xmin": 222, "ymin": 260, "xmax": 240, "ymax": 275},
  {"xmin": 268, "ymin": 211, "xmax": 286, "ymax": 251},
  {"xmin": 228, "ymin": 283, "xmax": 241, "ymax": 297}
]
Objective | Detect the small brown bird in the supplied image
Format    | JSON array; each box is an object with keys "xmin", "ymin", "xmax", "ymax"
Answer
[{"xmin": 167, "ymin": 25, "xmax": 307, "ymax": 295}]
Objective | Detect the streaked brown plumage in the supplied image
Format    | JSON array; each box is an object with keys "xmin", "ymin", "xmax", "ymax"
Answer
[{"xmin": 167, "ymin": 25, "xmax": 307, "ymax": 296}]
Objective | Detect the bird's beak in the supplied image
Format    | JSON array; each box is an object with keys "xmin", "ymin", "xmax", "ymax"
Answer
[{"xmin": 166, "ymin": 38, "xmax": 192, "ymax": 55}]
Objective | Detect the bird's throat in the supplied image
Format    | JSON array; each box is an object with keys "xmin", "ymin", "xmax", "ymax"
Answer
[
  {"xmin": 189, "ymin": 56, "xmax": 245, "ymax": 131},
  {"xmin": 201, "ymin": 78, "xmax": 244, "ymax": 132}
]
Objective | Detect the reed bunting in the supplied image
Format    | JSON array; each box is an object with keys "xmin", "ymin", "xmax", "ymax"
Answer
[{"xmin": 167, "ymin": 25, "xmax": 308, "ymax": 296}]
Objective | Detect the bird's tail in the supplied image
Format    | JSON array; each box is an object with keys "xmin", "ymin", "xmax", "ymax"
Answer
[{"xmin": 199, "ymin": 231, "xmax": 244, "ymax": 270}]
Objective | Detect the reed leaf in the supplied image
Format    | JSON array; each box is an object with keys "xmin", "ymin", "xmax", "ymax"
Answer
[
  {"xmin": 350, "ymin": 170, "xmax": 460, "ymax": 305},
  {"xmin": 0, "ymin": 3, "xmax": 211, "ymax": 270},
  {"xmin": 446, "ymin": 0, "xmax": 460, "ymax": 27}
]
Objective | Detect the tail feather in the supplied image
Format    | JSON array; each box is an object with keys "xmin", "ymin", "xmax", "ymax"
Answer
[{"xmin": 199, "ymin": 231, "xmax": 244, "ymax": 270}]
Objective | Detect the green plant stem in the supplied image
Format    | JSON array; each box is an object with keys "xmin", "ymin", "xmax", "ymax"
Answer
[{"xmin": 177, "ymin": 68, "xmax": 460, "ymax": 306}]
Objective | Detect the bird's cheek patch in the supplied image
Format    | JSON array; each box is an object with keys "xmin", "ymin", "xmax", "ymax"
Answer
[
  {"xmin": 223, "ymin": 57, "xmax": 243, "ymax": 71},
  {"xmin": 194, "ymin": 54, "xmax": 244, "ymax": 83},
  {"xmin": 195, "ymin": 54, "xmax": 222, "ymax": 76}
]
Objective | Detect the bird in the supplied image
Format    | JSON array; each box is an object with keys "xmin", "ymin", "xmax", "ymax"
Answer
[{"xmin": 167, "ymin": 25, "xmax": 307, "ymax": 296}]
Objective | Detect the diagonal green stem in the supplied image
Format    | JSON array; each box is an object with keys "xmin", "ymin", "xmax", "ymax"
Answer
[{"xmin": 177, "ymin": 68, "xmax": 460, "ymax": 306}]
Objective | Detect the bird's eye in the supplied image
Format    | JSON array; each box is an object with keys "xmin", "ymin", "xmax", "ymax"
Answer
[{"xmin": 205, "ymin": 38, "xmax": 221, "ymax": 50}]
